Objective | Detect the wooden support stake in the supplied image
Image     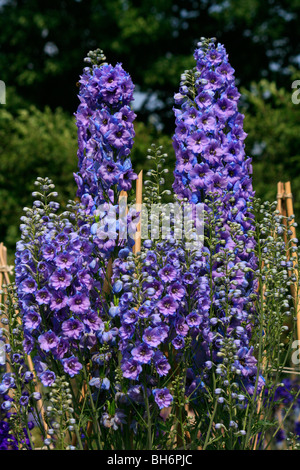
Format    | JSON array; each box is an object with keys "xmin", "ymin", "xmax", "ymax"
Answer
[
  {"xmin": 0, "ymin": 243, "xmax": 11, "ymax": 374},
  {"xmin": 282, "ymin": 182, "xmax": 300, "ymax": 348},
  {"xmin": 277, "ymin": 182, "xmax": 300, "ymax": 339}
]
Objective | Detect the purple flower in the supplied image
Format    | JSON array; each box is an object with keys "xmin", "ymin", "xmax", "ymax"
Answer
[
  {"xmin": 175, "ymin": 318, "xmax": 189, "ymax": 337},
  {"xmin": 42, "ymin": 244, "xmax": 56, "ymax": 261},
  {"xmin": 182, "ymin": 272, "xmax": 195, "ymax": 285},
  {"xmin": 131, "ymin": 343, "xmax": 154, "ymax": 364},
  {"xmin": 195, "ymin": 91, "xmax": 211, "ymax": 109},
  {"xmin": 187, "ymin": 130, "xmax": 209, "ymax": 154},
  {"xmin": 117, "ymin": 168, "xmax": 137, "ymax": 192},
  {"xmin": 122, "ymin": 358, "xmax": 142, "ymax": 381},
  {"xmin": 55, "ymin": 232, "xmax": 69, "ymax": 245},
  {"xmin": 69, "ymin": 292, "xmax": 90, "ymax": 313},
  {"xmin": 107, "ymin": 123, "xmax": 132, "ymax": 150},
  {"xmin": 35, "ymin": 287, "xmax": 51, "ymax": 305},
  {"xmin": 55, "ymin": 251, "xmax": 76, "ymax": 269},
  {"xmin": 153, "ymin": 352, "xmax": 171, "ymax": 377},
  {"xmin": 119, "ymin": 324, "xmax": 135, "ymax": 341},
  {"xmin": 190, "ymin": 163, "xmax": 214, "ymax": 189},
  {"xmin": 62, "ymin": 356, "xmax": 83, "ymax": 377},
  {"xmin": 50, "ymin": 290, "xmax": 68, "ymax": 311},
  {"xmin": 157, "ymin": 296, "xmax": 178, "ymax": 317},
  {"xmin": 62, "ymin": 318, "xmax": 84, "ymax": 340},
  {"xmin": 40, "ymin": 370, "xmax": 56, "ymax": 387},
  {"xmin": 53, "ymin": 338, "xmax": 69, "ymax": 360},
  {"xmin": 75, "ymin": 57, "xmax": 136, "ymax": 209},
  {"xmin": 170, "ymin": 38, "xmax": 258, "ymax": 399},
  {"xmin": 158, "ymin": 264, "xmax": 178, "ymax": 283},
  {"xmin": 167, "ymin": 282, "xmax": 186, "ymax": 300},
  {"xmin": 77, "ymin": 270, "xmax": 93, "ymax": 290},
  {"xmin": 172, "ymin": 335, "xmax": 185, "ymax": 350},
  {"xmin": 22, "ymin": 277, "xmax": 37, "ymax": 294},
  {"xmin": 19, "ymin": 395, "xmax": 30, "ymax": 407},
  {"xmin": 142, "ymin": 327, "xmax": 164, "ymax": 347},
  {"xmin": 83, "ymin": 311, "xmax": 104, "ymax": 332},
  {"xmin": 98, "ymin": 159, "xmax": 119, "ymax": 185},
  {"xmin": 24, "ymin": 310, "xmax": 41, "ymax": 331},
  {"xmin": 122, "ymin": 309, "xmax": 138, "ymax": 324},
  {"xmin": 50, "ymin": 269, "xmax": 72, "ymax": 290},
  {"xmin": 38, "ymin": 330, "xmax": 59, "ymax": 353},
  {"xmin": 186, "ymin": 311, "xmax": 202, "ymax": 327},
  {"xmin": 152, "ymin": 388, "xmax": 173, "ymax": 409}
]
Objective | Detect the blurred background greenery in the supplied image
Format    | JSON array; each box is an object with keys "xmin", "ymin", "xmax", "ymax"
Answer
[{"xmin": 0, "ymin": 0, "xmax": 300, "ymax": 257}]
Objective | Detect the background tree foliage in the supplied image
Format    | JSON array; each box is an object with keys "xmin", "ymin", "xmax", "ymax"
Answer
[
  {"xmin": 0, "ymin": 100, "xmax": 78, "ymax": 249},
  {"xmin": 0, "ymin": 0, "xmax": 299, "ymax": 253}
]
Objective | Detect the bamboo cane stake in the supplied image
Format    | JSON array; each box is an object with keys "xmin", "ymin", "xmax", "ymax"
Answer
[
  {"xmin": 277, "ymin": 182, "xmax": 300, "ymax": 347},
  {"xmin": 0, "ymin": 243, "xmax": 11, "ymax": 373},
  {"xmin": 278, "ymin": 182, "xmax": 288, "ymax": 242},
  {"xmin": 284, "ymin": 181, "xmax": 300, "ymax": 345},
  {"xmin": 277, "ymin": 182, "xmax": 284, "ymax": 221},
  {"xmin": 274, "ymin": 181, "xmax": 300, "ymax": 445}
]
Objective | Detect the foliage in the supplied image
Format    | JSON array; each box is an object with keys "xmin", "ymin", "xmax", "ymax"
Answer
[
  {"xmin": 0, "ymin": 103, "xmax": 78, "ymax": 253},
  {"xmin": 242, "ymin": 79, "xmax": 300, "ymax": 221},
  {"xmin": 0, "ymin": 0, "xmax": 299, "ymax": 129}
]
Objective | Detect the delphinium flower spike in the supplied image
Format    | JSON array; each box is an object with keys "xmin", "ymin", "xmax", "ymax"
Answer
[{"xmin": 171, "ymin": 37, "xmax": 261, "ymax": 442}]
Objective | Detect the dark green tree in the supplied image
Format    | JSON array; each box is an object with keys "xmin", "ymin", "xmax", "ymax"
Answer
[
  {"xmin": 242, "ymin": 78, "xmax": 300, "ymax": 219},
  {"xmin": 0, "ymin": 0, "xmax": 299, "ymax": 130}
]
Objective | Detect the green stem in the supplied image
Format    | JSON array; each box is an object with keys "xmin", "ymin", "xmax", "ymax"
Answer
[{"xmin": 143, "ymin": 374, "xmax": 152, "ymax": 450}]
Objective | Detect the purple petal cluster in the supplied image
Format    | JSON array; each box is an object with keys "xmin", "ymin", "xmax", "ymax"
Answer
[
  {"xmin": 171, "ymin": 38, "xmax": 260, "ymax": 395},
  {"xmin": 0, "ymin": 329, "xmax": 36, "ymax": 449},
  {"xmin": 75, "ymin": 52, "xmax": 137, "ymax": 211},
  {"xmin": 14, "ymin": 52, "xmax": 140, "ymax": 386},
  {"xmin": 75, "ymin": 50, "xmax": 138, "ymax": 259},
  {"xmin": 173, "ymin": 39, "xmax": 253, "ymax": 208},
  {"xmin": 110, "ymin": 238, "xmax": 213, "ymax": 406},
  {"xmin": 109, "ymin": 39, "xmax": 262, "ymax": 410},
  {"xmin": 14, "ymin": 193, "xmax": 106, "ymax": 383}
]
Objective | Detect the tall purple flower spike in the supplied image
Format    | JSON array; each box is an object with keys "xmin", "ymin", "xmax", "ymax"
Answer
[
  {"xmin": 172, "ymin": 38, "xmax": 261, "ymax": 395},
  {"xmin": 75, "ymin": 49, "xmax": 137, "ymax": 212},
  {"xmin": 14, "ymin": 51, "xmax": 139, "ymax": 387}
]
